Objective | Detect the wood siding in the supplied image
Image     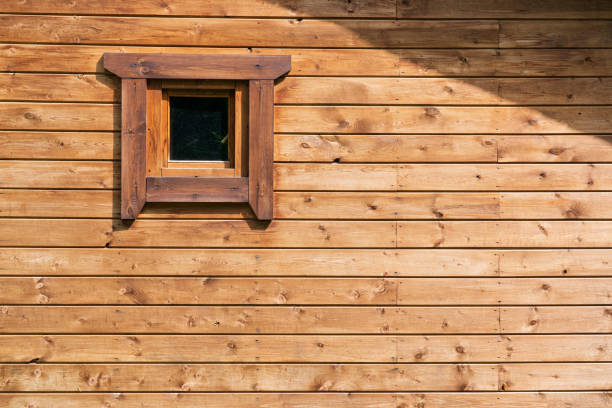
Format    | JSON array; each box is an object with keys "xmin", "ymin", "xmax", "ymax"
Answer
[{"xmin": 0, "ymin": 1, "xmax": 611, "ymax": 406}]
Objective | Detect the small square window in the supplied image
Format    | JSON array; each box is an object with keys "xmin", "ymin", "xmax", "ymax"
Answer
[
  {"xmin": 169, "ymin": 96, "xmax": 229, "ymax": 162},
  {"xmin": 148, "ymin": 81, "xmax": 249, "ymax": 178},
  {"xmin": 103, "ymin": 53, "xmax": 290, "ymax": 220}
]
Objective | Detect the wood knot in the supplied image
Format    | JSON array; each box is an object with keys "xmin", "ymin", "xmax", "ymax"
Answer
[
  {"xmin": 424, "ymin": 107, "xmax": 440, "ymax": 117},
  {"xmin": 455, "ymin": 345, "xmax": 465, "ymax": 354}
]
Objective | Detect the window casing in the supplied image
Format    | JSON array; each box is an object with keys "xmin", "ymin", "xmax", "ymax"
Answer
[{"xmin": 103, "ymin": 53, "xmax": 291, "ymax": 220}]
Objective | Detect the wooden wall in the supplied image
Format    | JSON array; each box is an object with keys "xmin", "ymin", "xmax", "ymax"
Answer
[{"xmin": 1, "ymin": 0, "xmax": 612, "ymax": 406}]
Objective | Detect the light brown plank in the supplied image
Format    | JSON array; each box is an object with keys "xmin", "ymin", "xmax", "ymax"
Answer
[
  {"xmin": 2, "ymin": 335, "xmax": 609, "ymax": 363},
  {"xmin": 500, "ymin": 20, "xmax": 612, "ymax": 48},
  {"xmin": 0, "ymin": 219, "xmax": 111, "ymax": 247},
  {"xmin": 274, "ymin": 135, "xmax": 497, "ymax": 163},
  {"xmin": 397, "ymin": 221, "xmax": 612, "ymax": 248},
  {"xmin": 289, "ymin": 108, "xmax": 607, "ymax": 136},
  {"xmin": 398, "ymin": 0, "xmax": 612, "ymax": 18},
  {"xmin": 5, "ymin": 75, "xmax": 612, "ymax": 106},
  {"xmin": 499, "ymin": 250, "xmax": 612, "ymax": 277},
  {"xmin": 0, "ymin": 16, "xmax": 498, "ymax": 48},
  {"xmin": 500, "ymin": 193, "xmax": 612, "ymax": 219},
  {"xmin": 0, "ymin": 131, "xmax": 117, "ymax": 160},
  {"xmin": 275, "ymin": 164, "xmax": 398, "ymax": 191},
  {"xmin": 2, "ymin": 277, "xmax": 609, "ymax": 306},
  {"xmin": 0, "ymin": 277, "xmax": 398, "ymax": 305},
  {"xmin": 276, "ymin": 77, "xmax": 612, "ymax": 105},
  {"xmin": 0, "ymin": 306, "xmax": 500, "ymax": 334},
  {"xmin": 0, "ymin": 161, "xmax": 116, "ymax": 188},
  {"xmin": 0, "ymin": 189, "xmax": 114, "ymax": 218},
  {"xmin": 497, "ymin": 135, "xmax": 612, "ymax": 163},
  {"xmin": 2, "ymin": 393, "xmax": 611, "ymax": 408},
  {"xmin": 0, "ymin": 73, "xmax": 118, "ymax": 102},
  {"xmin": 109, "ymin": 220, "xmax": 396, "ymax": 248},
  {"xmin": 0, "ymin": 248, "xmax": 498, "ymax": 277},
  {"xmin": 0, "ymin": 102, "xmax": 117, "ymax": 130},
  {"xmin": 0, "ymin": 45, "xmax": 401, "ymax": 76},
  {"xmin": 501, "ymin": 306, "xmax": 612, "ymax": 333},
  {"xmin": 0, "ymin": 0, "xmax": 397, "ymax": 17},
  {"xmin": 0, "ymin": 363, "xmax": 499, "ymax": 391},
  {"xmin": 499, "ymin": 363, "xmax": 612, "ymax": 391},
  {"xmin": 275, "ymin": 192, "xmax": 500, "ymax": 219},
  {"xmin": 275, "ymin": 106, "xmax": 612, "ymax": 134},
  {"xmin": 276, "ymin": 164, "xmax": 612, "ymax": 191},
  {"xmin": 397, "ymin": 164, "xmax": 612, "ymax": 191},
  {"xmin": 400, "ymin": 49, "xmax": 612, "ymax": 77},
  {"xmin": 396, "ymin": 278, "xmax": 612, "ymax": 305}
]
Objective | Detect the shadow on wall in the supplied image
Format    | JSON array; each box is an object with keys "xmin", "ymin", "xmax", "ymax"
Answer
[{"xmin": 255, "ymin": 0, "xmax": 612, "ymax": 138}]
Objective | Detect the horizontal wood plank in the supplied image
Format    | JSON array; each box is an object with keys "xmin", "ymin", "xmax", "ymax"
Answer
[
  {"xmin": 0, "ymin": 189, "xmax": 114, "ymax": 218},
  {"xmin": 0, "ymin": 102, "xmax": 116, "ymax": 130},
  {"xmin": 4, "ymin": 75, "xmax": 612, "ymax": 106},
  {"xmin": 0, "ymin": 306, "xmax": 500, "ymax": 334},
  {"xmin": 1, "ymin": 334, "xmax": 609, "ymax": 363},
  {"xmin": 276, "ymin": 77, "xmax": 612, "ymax": 105},
  {"xmin": 0, "ymin": 131, "xmax": 117, "ymax": 160},
  {"xmin": 1, "ymin": 393, "xmax": 611, "ymax": 408},
  {"xmin": 497, "ymin": 135, "xmax": 612, "ymax": 163},
  {"xmin": 274, "ymin": 135, "xmax": 498, "ymax": 163},
  {"xmin": 275, "ymin": 192, "xmax": 501, "ymax": 219},
  {"xmin": 276, "ymin": 164, "xmax": 612, "ymax": 191},
  {"xmin": 0, "ymin": 277, "xmax": 398, "ymax": 305},
  {"xmin": 0, "ymin": 0, "xmax": 397, "ymax": 17},
  {"xmin": 499, "ymin": 363, "xmax": 612, "ymax": 391},
  {"xmin": 500, "ymin": 20, "xmax": 612, "ymax": 48},
  {"xmin": 0, "ymin": 248, "xmax": 498, "ymax": 276},
  {"xmin": 275, "ymin": 106, "xmax": 612, "ymax": 134},
  {"xmin": 109, "ymin": 220, "xmax": 396, "ymax": 248},
  {"xmin": 0, "ymin": 16, "xmax": 498, "ymax": 48},
  {"xmin": 0, "ymin": 363, "xmax": 499, "ymax": 392},
  {"xmin": 1, "ymin": 277, "xmax": 609, "ymax": 305},
  {"xmin": 501, "ymin": 306, "xmax": 612, "ymax": 333},
  {"xmin": 146, "ymin": 177, "xmax": 249, "ymax": 203},
  {"xmin": 401, "ymin": 49, "xmax": 612, "ymax": 77},
  {"xmin": 0, "ymin": 161, "xmax": 116, "ymax": 188},
  {"xmin": 397, "ymin": 221, "xmax": 612, "ymax": 248},
  {"xmin": 0, "ymin": 219, "xmax": 111, "ymax": 247},
  {"xmin": 0, "ymin": 45, "xmax": 401, "ymax": 76},
  {"xmin": 398, "ymin": 0, "xmax": 612, "ymax": 18},
  {"xmin": 499, "ymin": 250, "xmax": 612, "ymax": 277},
  {"xmin": 0, "ymin": 73, "xmax": 118, "ymax": 102}
]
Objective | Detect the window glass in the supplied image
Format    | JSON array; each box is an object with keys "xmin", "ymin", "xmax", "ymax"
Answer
[{"xmin": 169, "ymin": 96, "xmax": 229, "ymax": 161}]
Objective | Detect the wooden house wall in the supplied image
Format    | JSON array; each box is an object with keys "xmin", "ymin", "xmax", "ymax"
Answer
[{"xmin": 0, "ymin": 0, "xmax": 612, "ymax": 406}]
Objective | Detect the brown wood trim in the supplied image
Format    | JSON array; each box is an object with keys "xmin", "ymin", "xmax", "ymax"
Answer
[
  {"xmin": 121, "ymin": 78, "xmax": 147, "ymax": 219},
  {"xmin": 248, "ymin": 79, "xmax": 275, "ymax": 220},
  {"xmin": 146, "ymin": 177, "xmax": 248, "ymax": 202},
  {"xmin": 103, "ymin": 54, "xmax": 291, "ymax": 80}
]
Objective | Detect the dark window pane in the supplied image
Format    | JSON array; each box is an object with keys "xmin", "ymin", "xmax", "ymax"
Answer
[{"xmin": 169, "ymin": 96, "xmax": 229, "ymax": 161}]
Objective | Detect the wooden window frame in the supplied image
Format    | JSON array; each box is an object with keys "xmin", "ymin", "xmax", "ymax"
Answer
[{"xmin": 103, "ymin": 53, "xmax": 291, "ymax": 220}]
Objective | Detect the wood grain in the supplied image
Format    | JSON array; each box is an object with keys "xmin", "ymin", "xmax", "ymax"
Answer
[
  {"xmin": 2, "ymin": 334, "xmax": 609, "ymax": 363},
  {"xmin": 501, "ymin": 306, "xmax": 612, "ymax": 333},
  {"xmin": 0, "ymin": 248, "xmax": 498, "ymax": 277},
  {"xmin": 0, "ymin": 131, "xmax": 117, "ymax": 160},
  {"xmin": 1, "ymin": 392, "xmax": 610, "ymax": 408},
  {"xmin": 0, "ymin": 306, "xmax": 500, "ymax": 333},
  {"xmin": 0, "ymin": 102, "xmax": 116, "ymax": 130},
  {"xmin": 397, "ymin": 221, "xmax": 612, "ymax": 248},
  {"xmin": 275, "ymin": 106, "xmax": 612, "ymax": 134},
  {"xmin": 109, "ymin": 220, "xmax": 396, "ymax": 248},
  {"xmin": 0, "ymin": 363, "xmax": 499, "ymax": 392},
  {"xmin": 1, "ymin": 16, "xmax": 498, "ymax": 48},
  {"xmin": 120, "ymin": 78, "xmax": 146, "ymax": 219},
  {"xmin": 1, "ymin": 277, "xmax": 609, "ymax": 305},
  {"xmin": 146, "ymin": 177, "xmax": 249, "ymax": 203},
  {"xmin": 0, "ymin": 219, "xmax": 111, "ymax": 247},
  {"xmin": 0, "ymin": 0, "xmax": 397, "ymax": 17},
  {"xmin": 249, "ymin": 79, "xmax": 275, "ymax": 219},
  {"xmin": 0, "ymin": 161, "xmax": 116, "ymax": 188}
]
